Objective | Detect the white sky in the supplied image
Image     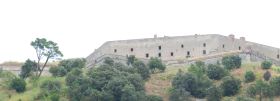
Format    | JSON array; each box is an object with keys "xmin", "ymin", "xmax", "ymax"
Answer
[{"xmin": 0, "ymin": 0, "xmax": 280, "ymax": 63}]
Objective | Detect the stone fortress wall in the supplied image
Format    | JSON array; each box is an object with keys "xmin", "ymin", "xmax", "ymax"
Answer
[{"xmin": 86, "ymin": 34, "xmax": 280, "ymax": 67}]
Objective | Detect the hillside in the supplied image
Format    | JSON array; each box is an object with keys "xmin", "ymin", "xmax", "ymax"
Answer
[{"xmin": 1, "ymin": 61, "xmax": 280, "ymax": 101}]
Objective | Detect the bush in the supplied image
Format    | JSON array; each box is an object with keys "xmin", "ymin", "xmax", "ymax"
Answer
[
  {"xmin": 206, "ymin": 64, "xmax": 227, "ymax": 80},
  {"xmin": 132, "ymin": 60, "xmax": 150, "ymax": 80},
  {"xmin": 263, "ymin": 71, "xmax": 271, "ymax": 81},
  {"xmin": 244, "ymin": 71, "xmax": 255, "ymax": 83},
  {"xmin": 148, "ymin": 57, "xmax": 166, "ymax": 73},
  {"xmin": 40, "ymin": 79, "xmax": 62, "ymax": 94},
  {"xmin": 222, "ymin": 55, "xmax": 242, "ymax": 70},
  {"xmin": 19, "ymin": 59, "xmax": 36, "ymax": 79},
  {"xmin": 221, "ymin": 76, "xmax": 241, "ymax": 96},
  {"xmin": 49, "ymin": 66, "xmax": 67, "ymax": 77},
  {"xmin": 261, "ymin": 61, "xmax": 272, "ymax": 69},
  {"xmin": 206, "ymin": 86, "xmax": 222, "ymax": 101},
  {"xmin": 169, "ymin": 87, "xmax": 191, "ymax": 101},
  {"xmin": 246, "ymin": 84, "xmax": 257, "ymax": 97},
  {"xmin": 172, "ymin": 70, "xmax": 212, "ymax": 98},
  {"xmin": 10, "ymin": 78, "xmax": 26, "ymax": 93},
  {"xmin": 127, "ymin": 55, "xmax": 137, "ymax": 65},
  {"xmin": 270, "ymin": 76, "xmax": 280, "ymax": 96},
  {"xmin": 59, "ymin": 58, "xmax": 86, "ymax": 72}
]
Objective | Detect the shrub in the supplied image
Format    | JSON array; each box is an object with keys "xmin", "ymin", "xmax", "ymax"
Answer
[
  {"xmin": 19, "ymin": 59, "xmax": 36, "ymax": 79},
  {"xmin": 148, "ymin": 57, "xmax": 166, "ymax": 73},
  {"xmin": 172, "ymin": 70, "xmax": 212, "ymax": 98},
  {"xmin": 222, "ymin": 55, "xmax": 242, "ymax": 70},
  {"xmin": 127, "ymin": 55, "xmax": 137, "ymax": 65},
  {"xmin": 49, "ymin": 66, "xmax": 67, "ymax": 77},
  {"xmin": 206, "ymin": 64, "xmax": 227, "ymax": 80},
  {"xmin": 221, "ymin": 76, "xmax": 241, "ymax": 96},
  {"xmin": 263, "ymin": 71, "xmax": 271, "ymax": 81},
  {"xmin": 169, "ymin": 87, "xmax": 191, "ymax": 101},
  {"xmin": 132, "ymin": 60, "xmax": 150, "ymax": 80},
  {"xmin": 246, "ymin": 84, "xmax": 257, "ymax": 97},
  {"xmin": 270, "ymin": 76, "xmax": 280, "ymax": 96},
  {"xmin": 59, "ymin": 58, "xmax": 86, "ymax": 72},
  {"xmin": 103, "ymin": 57, "xmax": 114, "ymax": 66},
  {"xmin": 261, "ymin": 61, "xmax": 272, "ymax": 69},
  {"xmin": 40, "ymin": 79, "xmax": 62, "ymax": 94},
  {"xmin": 206, "ymin": 86, "xmax": 222, "ymax": 101},
  {"xmin": 10, "ymin": 78, "xmax": 26, "ymax": 93},
  {"xmin": 244, "ymin": 71, "xmax": 255, "ymax": 83}
]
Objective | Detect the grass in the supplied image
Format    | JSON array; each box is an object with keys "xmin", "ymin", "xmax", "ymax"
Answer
[
  {"xmin": 145, "ymin": 62, "xmax": 280, "ymax": 101},
  {"xmin": 0, "ymin": 76, "xmax": 66, "ymax": 101}
]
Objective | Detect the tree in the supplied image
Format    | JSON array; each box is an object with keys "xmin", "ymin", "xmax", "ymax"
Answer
[
  {"xmin": 270, "ymin": 76, "xmax": 280, "ymax": 96},
  {"xmin": 169, "ymin": 87, "xmax": 191, "ymax": 101},
  {"xmin": 222, "ymin": 55, "xmax": 242, "ymax": 70},
  {"xmin": 39, "ymin": 79, "xmax": 62, "ymax": 101},
  {"xmin": 221, "ymin": 76, "xmax": 241, "ymax": 96},
  {"xmin": 19, "ymin": 59, "xmax": 37, "ymax": 79},
  {"xmin": 132, "ymin": 60, "xmax": 150, "ymax": 80},
  {"xmin": 127, "ymin": 55, "xmax": 137, "ymax": 66},
  {"xmin": 58, "ymin": 58, "xmax": 86, "ymax": 72},
  {"xmin": 10, "ymin": 78, "xmax": 26, "ymax": 93},
  {"xmin": 31, "ymin": 38, "xmax": 63, "ymax": 77},
  {"xmin": 263, "ymin": 71, "xmax": 271, "ymax": 81},
  {"xmin": 172, "ymin": 70, "xmax": 212, "ymax": 98},
  {"xmin": 206, "ymin": 64, "xmax": 227, "ymax": 80},
  {"xmin": 244, "ymin": 71, "xmax": 256, "ymax": 83},
  {"xmin": 49, "ymin": 66, "xmax": 67, "ymax": 77},
  {"xmin": 261, "ymin": 61, "xmax": 272, "ymax": 69},
  {"xmin": 188, "ymin": 61, "xmax": 206, "ymax": 78},
  {"xmin": 206, "ymin": 86, "xmax": 222, "ymax": 101},
  {"xmin": 104, "ymin": 57, "xmax": 114, "ymax": 66},
  {"xmin": 148, "ymin": 57, "xmax": 166, "ymax": 73},
  {"xmin": 246, "ymin": 80, "xmax": 273, "ymax": 100}
]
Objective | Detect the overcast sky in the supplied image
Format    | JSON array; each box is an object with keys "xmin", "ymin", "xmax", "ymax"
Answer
[{"xmin": 0, "ymin": 0, "xmax": 280, "ymax": 63}]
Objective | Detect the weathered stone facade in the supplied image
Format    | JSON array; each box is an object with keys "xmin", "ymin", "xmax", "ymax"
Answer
[{"xmin": 86, "ymin": 34, "xmax": 280, "ymax": 67}]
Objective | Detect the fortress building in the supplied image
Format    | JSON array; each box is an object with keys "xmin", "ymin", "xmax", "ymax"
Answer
[{"xmin": 86, "ymin": 34, "xmax": 280, "ymax": 67}]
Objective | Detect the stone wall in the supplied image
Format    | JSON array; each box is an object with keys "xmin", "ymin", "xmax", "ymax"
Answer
[{"xmin": 86, "ymin": 34, "xmax": 280, "ymax": 67}]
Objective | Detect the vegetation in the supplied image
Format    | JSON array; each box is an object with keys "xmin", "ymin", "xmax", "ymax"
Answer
[
  {"xmin": 49, "ymin": 58, "xmax": 86, "ymax": 77},
  {"xmin": 261, "ymin": 61, "xmax": 272, "ymax": 69},
  {"xmin": 19, "ymin": 59, "xmax": 36, "ymax": 79},
  {"xmin": 172, "ymin": 62, "xmax": 212, "ymax": 98},
  {"xmin": 244, "ymin": 71, "xmax": 255, "ymax": 83},
  {"xmin": 169, "ymin": 87, "xmax": 191, "ymax": 101},
  {"xmin": 10, "ymin": 78, "xmax": 26, "ymax": 93},
  {"xmin": 221, "ymin": 76, "xmax": 241, "ymax": 96},
  {"xmin": 222, "ymin": 55, "xmax": 241, "ymax": 70},
  {"xmin": 206, "ymin": 64, "xmax": 227, "ymax": 80},
  {"xmin": 31, "ymin": 38, "xmax": 63, "ymax": 77},
  {"xmin": 263, "ymin": 71, "xmax": 271, "ymax": 81},
  {"xmin": 2, "ymin": 54, "xmax": 280, "ymax": 101},
  {"xmin": 206, "ymin": 86, "xmax": 222, "ymax": 101},
  {"xmin": 148, "ymin": 57, "xmax": 166, "ymax": 73}
]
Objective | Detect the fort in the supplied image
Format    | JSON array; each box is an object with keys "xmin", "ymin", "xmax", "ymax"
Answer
[{"xmin": 86, "ymin": 34, "xmax": 280, "ymax": 67}]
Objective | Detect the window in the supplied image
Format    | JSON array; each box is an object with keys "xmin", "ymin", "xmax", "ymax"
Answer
[
  {"xmin": 146, "ymin": 53, "xmax": 149, "ymax": 58},
  {"xmin": 181, "ymin": 44, "xmax": 184, "ymax": 48},
  {"xmin": 114, "ymin": 49, "xmax": 117, "ymax": 53},
  {"xmin": 171, "ymin": 52, "xmax": 174, "ymax": 56},
  {"xmin": 158, "ymin": 46, "xmax": 161, "ymax": 50},
  {"xmin": 203, "ymin": 50, "xmax": 206, "ymax": 55},
  {"xmin": 187, "ymin": 51, "xmax": 190, "ymax": 56},
  {"xmin": 222, "ymin": 44, "xmax": 225, "ymax": 48},
  {"xmin": 277, "ymin": 54, "xmax": 279, "ymax": 59},
  {"xmin": 239, "ymin": 46, "xmax": 241, "ymax": 50},
  {"xmin": 158, "ymin": 53, "xmax": 161, "ymax": 57},
  {"xmin": 203, "ymin": 43, "xmax": 206, "ymax": 47},
  {"xmin": 131, "ymin": 48, "xmax": 134, "ymax": 52}
]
